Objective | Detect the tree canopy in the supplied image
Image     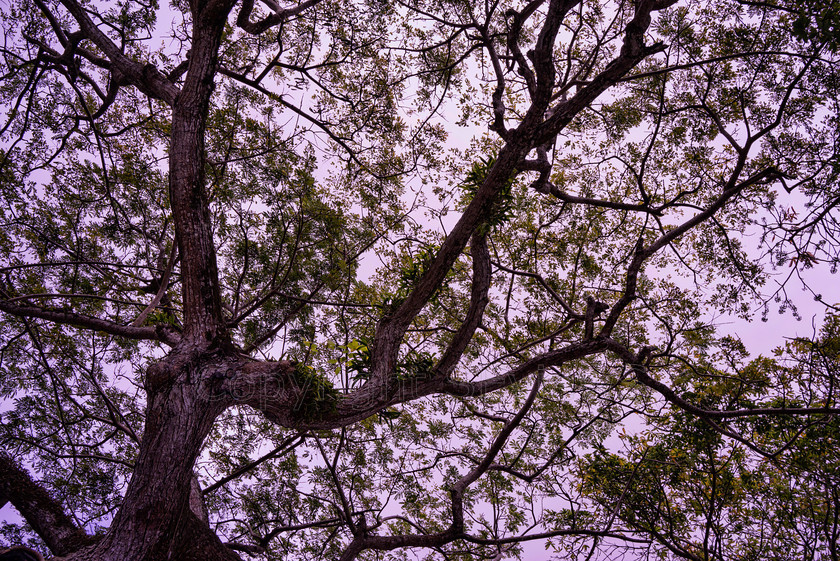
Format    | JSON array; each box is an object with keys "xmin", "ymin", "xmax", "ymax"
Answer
[{"xmin": 0, "ymin": 0, "xmax": 839, "ymax": 559}]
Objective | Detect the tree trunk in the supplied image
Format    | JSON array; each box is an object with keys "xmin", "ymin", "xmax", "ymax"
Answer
[
  {"xmin": 65, "ymin": 5, "xmax": 242, "ymax": 559},
  {"xmin": 66, "ymin": 349, "xmax": 238, "ymax": 561}
]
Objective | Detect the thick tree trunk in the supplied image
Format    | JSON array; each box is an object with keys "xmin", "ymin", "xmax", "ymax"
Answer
[
  {"xmin": 63, "ymin": 4, "xmax": 243, "ymax": 559},
  {"xmin": 65, "ymin": 349, "xmax": 238, "ymax": 561},
  {"xmin": 169, "ymin": 4, "xmax": 235, "ymax": 344}
]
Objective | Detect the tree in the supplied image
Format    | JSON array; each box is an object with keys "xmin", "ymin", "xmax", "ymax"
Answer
[
  {"xmin": 0, "ymin": 0, "xmax": 838, "ymax": 559},
  {"xmin": 579, "ymin": 319, "xmax": 840, "ymax": 560}
]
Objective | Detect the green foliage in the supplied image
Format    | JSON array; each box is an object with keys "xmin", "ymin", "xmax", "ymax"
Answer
[
  {"xmin": 790, "ymin": 0, "xmax": 840, "ymax": 50},
  {"xmin": 1, "ymin": 0, "xmax": 840, "ymax": 559},
  {"xmin": 341, "ymin": 337, "xmax": 435, "ymax": 385},
  {"xmin": 393, "ymin": 243, "xmax": 443, "ymax": 304},
  {"xmin": 457, "ymin": 156, "xmax": 515, "ymax": 231},
  {"xmin": 289, "ymin": 363, "xmax": 339, "ymax": 421},
  {"xmin": 575, "ymin": 321, "xmax": 840, "ymax": 559}
]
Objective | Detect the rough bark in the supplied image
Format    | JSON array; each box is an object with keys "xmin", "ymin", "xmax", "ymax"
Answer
[
  {"xmin": 28, "ymin": 3, "xmax": 250, "ymax": 559},
  {"xmin": 0, "ymin": 455, "xmax": 94, "ymax": 557},
  {"xmin": 170, "ymin": 1, "xmax": 238, "ymax": 343}
]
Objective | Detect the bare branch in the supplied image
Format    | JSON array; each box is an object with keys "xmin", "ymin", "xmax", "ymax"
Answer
[
  {"xmin": 433, "ymin": 233, "xmax": 491, "ymax": 377},
  {"xmin": 0, "ymin": 299, "xmax": 181, "ymax": 346},
  {"xmin": 237, "ymin": 0, "xmax": 325, "ymax": 35}
]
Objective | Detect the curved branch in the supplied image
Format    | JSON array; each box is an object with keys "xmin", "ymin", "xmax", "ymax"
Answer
[
  {"xmin": 57, "ymin": 0, "xmax": 179, "ymax": 104},
  {"xmin": 441, "ymin": 338, "xmax": 608, "ymax": 397},
  {"xmin": 599, "ymin": 165, "xmax": 783, "ymax": 338},
  {"xmin": 0, "ymin": 454, "xmax": 95, "ymax": 556},
  {"xmin": 434, "ymin": 233, "xmax": 491, "ymax": 377},
  {"xmin": 605, "ymin": 338, "xmax": 840, "ymax": 420},
  {"xmin": 237, "ymin": 0, "xmax": 325, "ymax": 35},
  {"xmin": 533, "ymin": 179, "xmax": 663, "ymax": 215},
  {"xmin": 535, "ymin": 0, "xmax": 674, "ymax": 145}
]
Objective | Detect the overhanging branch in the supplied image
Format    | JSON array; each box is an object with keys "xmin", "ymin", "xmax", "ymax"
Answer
[
  {"xmin": 57, "ymin": 0, "xmax": 179, "ymax": 105},
  {"xmin": 0, "ymin": 299, "xmax": 181, "ymax": 346},
  {"xmin": 0, "ymin": 454, "xmax": 95, "ymax": 556},
  {"xmin": 605, "ymin": 338, "xmax": 840, "ymax": 420}
]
